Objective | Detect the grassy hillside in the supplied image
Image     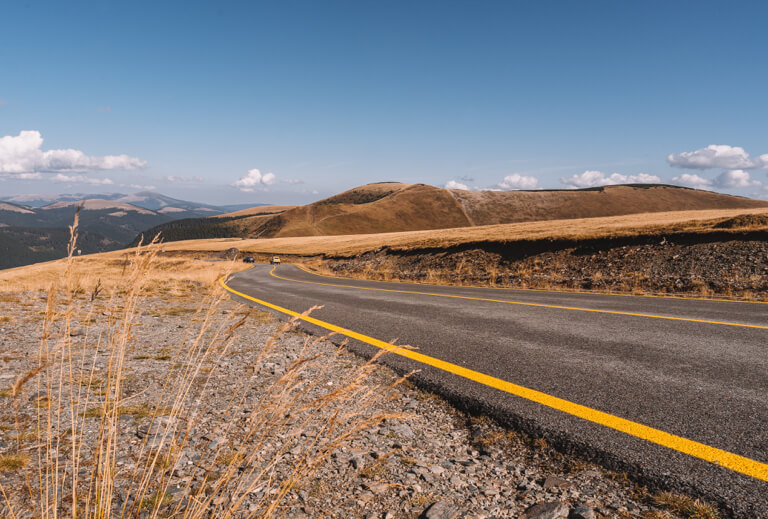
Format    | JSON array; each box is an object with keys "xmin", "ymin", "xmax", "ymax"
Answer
[
  {"xmin": 450, "ymin": 184, "xmax": 768, "ymax": 224},
  {"xmin": 213, "ymin": 204, "xmax": 299, "ymax": 218},
  {"xmin": 120, "ymin": 207, "xmax": 768, "ymax": 258},
  {"xmin": 132, "ymin": 182, "xmax": 768, "ymax": 245},
  {"xmin": 5, "ymin": 207, "xmax": 767, "ymax": 298}
]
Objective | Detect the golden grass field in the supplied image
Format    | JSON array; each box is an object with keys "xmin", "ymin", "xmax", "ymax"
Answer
[
  {"xmin": 140, "ymin": 206, "xmax": 768, "ymax": 256},
  {"xmin": 2, "ymin": 207, "xmax": 766, "ymax": 293},
  {"xmin": 213, "ymin": 204, "xmax": 298, "ymax": 218},
  {"xmin": 0, "ymin": 247, "xmax": 251, "ymax": 293}
]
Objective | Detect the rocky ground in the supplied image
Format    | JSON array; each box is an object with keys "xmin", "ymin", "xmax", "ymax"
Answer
[
  {"xmin": 0, "ymin": 285, "xmax": 717, "ymax": 518},
  {"xmin": 323, "ymin": 237, "xmax": 768, "ymax": 301}
]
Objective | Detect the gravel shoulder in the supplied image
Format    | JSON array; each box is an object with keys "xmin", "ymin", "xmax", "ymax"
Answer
[{"xmin": 0, "ymin": 286, "xmax": 717, "ymax": 518}]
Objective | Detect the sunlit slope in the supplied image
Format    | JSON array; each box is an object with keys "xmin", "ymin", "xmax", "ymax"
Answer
[
  {"xmin": 133, "ymin": 183, "xmax": 768, "ymax": 244},
  {"xmin": 235, "ymin": 183, "xmax": 768, "ymax": 238},
  {"xmin": 450, "ymin": 184, "xmax": 768, "ymax": 225},
  {"xmin": 155, "ymin": 207, "xmax": 768, "ymax": 256},
  {"xmin": 6, "ymin": 207, "xmax": 767, "ymax": 290}
]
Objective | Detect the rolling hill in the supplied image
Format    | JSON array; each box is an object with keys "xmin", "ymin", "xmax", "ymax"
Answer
[{"xmin": 134, "ymin": 182, "xmax": 768, "ymax": 244}]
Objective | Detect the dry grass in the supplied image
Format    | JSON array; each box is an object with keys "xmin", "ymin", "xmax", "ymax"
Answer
[
  {"xmin": 3, "ymin": 208, "xmax": 766, "ymax": 293},
  {"xmin": 0, "ymin": 454, "xmax": 28, "ymax": 473},
  {"xmin": 0, "ymin": 248, "xmax": 251, "ymax": 293},
  {"xmin": 131, "ymin": 207, "xmax": 768, "ymax": 259},
  {"xmin": 213, "ymin": 204, "xmax": 298, "ymax": 218},
  {"xmin": 653, "ymin": 491, "xmax": 720, "ymax": 518},
  {"xmin": 195, "ymin": 183, "xmax": 768, "ymax": 241},
  {"xmin": 0, "ymin": 214, "xmax": 404, "ymax": 518}
]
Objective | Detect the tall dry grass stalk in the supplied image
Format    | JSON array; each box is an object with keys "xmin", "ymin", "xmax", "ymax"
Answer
[{"xmin": 0, "ymin": 218, "xmax": 404, "ymax": 518}]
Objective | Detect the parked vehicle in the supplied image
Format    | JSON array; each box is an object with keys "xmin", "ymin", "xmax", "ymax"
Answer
[
  {"xmin": 243, "ymin": 256, "xmax": 255, "ymax": 263},
  {"xmin": 270, "ymin": 256, "xmax": 281, "ymax": 265}
]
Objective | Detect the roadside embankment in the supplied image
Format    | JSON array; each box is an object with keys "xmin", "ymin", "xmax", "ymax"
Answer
[{"xmin": 317, "ymin": 231, "xmax": 768, "ymax": 301}]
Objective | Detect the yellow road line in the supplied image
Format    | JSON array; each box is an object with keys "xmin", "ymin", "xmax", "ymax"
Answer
[
  {"xmin": 294, "ymin": 264, "xmax": 768, "ymax": 306},
  {"xmin": 219, "ymin": 273, "xmax": 768, "ymax": 482},
  {"xmin": 274, "ymin": 268, "xmax": 768, "ymax": 330}
]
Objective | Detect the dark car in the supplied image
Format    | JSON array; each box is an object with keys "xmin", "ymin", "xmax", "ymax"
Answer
[{"xmin": 243, "ymin": 256, "xmax": 255, "ymax": 263}]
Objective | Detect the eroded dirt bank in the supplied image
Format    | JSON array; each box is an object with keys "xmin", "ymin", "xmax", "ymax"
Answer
[{"xmin": 319, "ymin": 233, "xmax": 768, "ymax": 301}]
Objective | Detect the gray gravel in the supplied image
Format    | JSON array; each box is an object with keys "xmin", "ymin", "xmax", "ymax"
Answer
[{"xmin": 0, "ymin": 287, "xmax": 708, "ymax": 518}]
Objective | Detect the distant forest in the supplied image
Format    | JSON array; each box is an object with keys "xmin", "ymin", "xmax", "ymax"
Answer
[
  {"xmin": 0, "ymin": 226, "xmax": 110, "ymax": 269},
  {"xmin": 129, "ymin": 215, "xmax": 250, "ymax": 246}
]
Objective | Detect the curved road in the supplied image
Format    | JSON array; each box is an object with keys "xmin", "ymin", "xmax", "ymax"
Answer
[{"xmin": 223, "ymin": 264, "xmax": 768, "ymax": 516}]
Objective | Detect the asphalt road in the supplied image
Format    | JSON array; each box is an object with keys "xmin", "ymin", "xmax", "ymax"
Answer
[{"xmin": 224, "ymin": 264, "xmax": 768, "ymax": 516}]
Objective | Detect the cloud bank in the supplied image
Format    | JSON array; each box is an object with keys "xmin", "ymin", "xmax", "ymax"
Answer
[
  {"xmin": 671, "ymin": 173, "xmax": 713, "ymax": 190},
  {"xmin": 0, "ymin": 130, "xmax": 146, "ymax": 174},
  {"xmin": 233, "ymin": 169, "xmax": 277, "ymax": 191},
  {"xmin": 444, "ymin": 180, "xmax": 470, "ymax": 190},
  {"xmin": 164, "ymin": 175, "xmax": 203, "ymax": 183},
  {"xmin": 668, "ymin": 145, "xmax": 768, "ymax": 170},
  {"xmin": 560, "ymin": 170, "xmax": 661, "ymax": 188},
  {"xmin": 51, "ymin": 174, "xmax": 114, "ymax": 185},
  {"xmin": 497, "ymin": 174, "xmax": 538, "ymax": 190},
  {"xmin": 713, "ymin": 169, "xmax": 760, "ymax": 188}
]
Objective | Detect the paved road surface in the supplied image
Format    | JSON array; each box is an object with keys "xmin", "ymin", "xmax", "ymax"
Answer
[{"xmin": 223, "ymin": 264, "xmax": 768, "ymax": 517}]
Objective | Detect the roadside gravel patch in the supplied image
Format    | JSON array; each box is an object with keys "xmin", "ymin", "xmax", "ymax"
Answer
[{"xmin": 0, "ymin": 288, "xmax": 708, "ymax": 518}]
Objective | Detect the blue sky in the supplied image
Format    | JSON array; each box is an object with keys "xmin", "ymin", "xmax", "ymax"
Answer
[{"xmin": 1, "ymin": 0, "xmax": 767, "ymax": 204}]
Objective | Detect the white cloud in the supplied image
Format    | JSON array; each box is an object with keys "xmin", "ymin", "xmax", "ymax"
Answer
[
  {"xmin": 0, "ymin": 130, "xmax": 146, "ymax": 173},
  {"xmin": 714, "ymin": 169, "xmax": 761, "ymax": 188},
  {"xmin": 672, "ymin": 173, "xmax": 713, "ymax": 190},
  {"xmin": 164, "ymin": 175, "xmax": 203, "ymax": 183},
  {"xmin": 51, "ymin": 174, "xmax": 114, "ymax": 185},
  {"xmin": 233, "ymin": 169, "xmax": 277, "ymax": 191},
  {"xmin": 281, "ymin": 178, "xmax": 304, "ymax": 185},
  {"xmin": 560, "ymin": 170, "xmax": 661, "ymax": 188},
  {"xmin": 668, "ymin": 145, "xmax": 768, "ymax": 170},
  {"xmin": 445, "ymin": 180, "xmax": 470, "ymax": 190},
  {"xmin": 497, "ymin": 173, "xmax": 538, "ymax": 190},
  {"xmin": 0, "ymin": 172, "xmax": 42, "ymax": 180}
]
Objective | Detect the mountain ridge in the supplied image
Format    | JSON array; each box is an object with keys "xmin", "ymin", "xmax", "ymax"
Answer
[
  {"xmin": 0, "ymin": 192, "xmax": 272, "ymax": 269},
  {"xmin": 133, "ymin": 182, "xmax": 768, "ymax": 245}
]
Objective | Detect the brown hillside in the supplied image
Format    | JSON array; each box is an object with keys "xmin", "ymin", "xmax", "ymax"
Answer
[
  {"xmin": 214, "ymin": 204, "xmax": 298, "ymax": 218},
  {"xmin": 217, "ymin": 183, "xmax": 768, "ymax": 239},
  {"xmin": 236, "ymin": 183, "xmax": 470, "ymax": 237},
  {"xmin": 449, "ymin": 185, "xmax": 768, "ymax": 225}
]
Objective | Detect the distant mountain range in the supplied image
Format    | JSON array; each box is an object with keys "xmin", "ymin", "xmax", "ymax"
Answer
[
  {"xmin": 0, "ymin": 192, "xmax": 267, "ymax": 269},
  {"xmin": 0, "ymin": 191, "xmax": 256, "ymax": 213}
]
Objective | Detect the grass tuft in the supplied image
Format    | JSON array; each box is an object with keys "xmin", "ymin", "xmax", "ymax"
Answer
[
  {"xmin": 0, "ymin": 453, "xmax": 28, "ymax": 472},
  {"xmin": 653, "ymin": 491, "xmax": 720, "ymax": 519}
]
